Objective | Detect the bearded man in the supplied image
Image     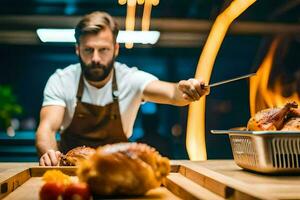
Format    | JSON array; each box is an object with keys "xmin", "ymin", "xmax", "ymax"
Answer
[{"xmin": 36, "ymin": 11, "xmax": 209, "ymax": 166}]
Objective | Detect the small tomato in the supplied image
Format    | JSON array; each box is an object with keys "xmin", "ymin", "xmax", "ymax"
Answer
[
  {"xmin": 63, "ymin": 183, "xmax": 91, "ymax": 200},
  {"xmin": 39, "ymin": 182, "xmax": 65, "ymax": 200}
]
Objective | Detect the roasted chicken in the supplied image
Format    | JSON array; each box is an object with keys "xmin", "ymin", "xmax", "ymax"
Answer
[
  {"xmin": 77, "ymin": 142, "xmax": 170, "ymax": 196},
  {"xmin": 59, "ymin": 146, "xmax": 96, "ymax": 166},
  {"xmin": 289, "ymin": 108, "xmax": 300, "ymax": 118},
  {"xmin": 281, "ymin": 118, "xmax": 300, "ymax": 131},
  {"xmin": 247, "ymin": 101, "xmax": 300, "ymax": 131}
]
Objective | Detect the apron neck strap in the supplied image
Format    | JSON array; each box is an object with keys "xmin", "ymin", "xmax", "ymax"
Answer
[
  {"xmin": 111, "ymin": 69, "xmax": 119, "ymax": 102},
  {"xmin": 76, "ymin": 69, "xmax": 118, "ymax": 102},
  {"xmin": 76, "ymin": 74, "xmax": 84, "ymax": 101}
]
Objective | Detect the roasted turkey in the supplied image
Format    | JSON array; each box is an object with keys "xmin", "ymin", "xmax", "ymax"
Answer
[
  {"xmin": 77, "ymin": 142, "xmax": 170, "ymax": 196},
  {"xmin": 247, "ymin": 101, "xmax": 300, "ymax": 131},
  {"xmin": 59, "ymin": 146, "xmax": 96, "ymax": 166}
]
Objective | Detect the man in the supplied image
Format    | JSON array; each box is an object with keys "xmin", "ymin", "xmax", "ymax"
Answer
[{"xmin": 36, "ymin": 11, "xmax": 209, "ymax": 166}]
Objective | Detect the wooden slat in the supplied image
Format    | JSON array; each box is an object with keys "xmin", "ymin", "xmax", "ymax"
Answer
[
  {"xmin": 170, "ymin": 164, "xmax": 180, "ymax": 173},
  {"xmin": 164, "ymin": 173, "xmax": 224, "ymax": 200},
  {"xmin": 178, "ymin": 165, "xmax": 234, "ymax": 198},
  {"xmin": 0, "ymin": 169, "xmax": 31, "ymax": 199},
  {"xmin": 30, "ymin": 166, "xmax": 77, "ymax": 177},
  {"xmin": 2, "ymin": 177, "xmax": 41, "ymax": 200}
]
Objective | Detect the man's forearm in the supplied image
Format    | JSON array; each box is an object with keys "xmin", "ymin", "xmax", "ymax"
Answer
[
  {"xmin": 36, "ymin": 126, "xmax": 59, "ymax": 156},
  {"xmin": 143, "ymin": 81, "xmax": 190, "ymax": 106}
]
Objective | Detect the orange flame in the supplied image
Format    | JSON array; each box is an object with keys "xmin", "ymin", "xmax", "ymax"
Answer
[
  {"xmin": 186, "ymin": 0, "xmax": 256, "ymax": 161},
  {"xmin": 249, "ymin": 38, "xmax": 300, "ymax": 116}
]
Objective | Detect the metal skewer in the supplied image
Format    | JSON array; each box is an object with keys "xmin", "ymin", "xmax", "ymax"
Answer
[{"xmin": 207, "ymin": 73, "xmax": 256, "ymax": 88}]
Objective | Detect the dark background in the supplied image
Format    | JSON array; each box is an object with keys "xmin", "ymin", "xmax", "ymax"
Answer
[{"xmin": 0, "ymin": 0, "xmax": 299, "ymax": 161}]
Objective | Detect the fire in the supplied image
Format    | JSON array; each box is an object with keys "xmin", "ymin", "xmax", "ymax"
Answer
[
  {"xmin": 249, "ymin": 38, "xmax": 300, "ymax": 116},
  {"xmin": 186, "ymin": 0, "xmax": 256, "ymax": 161}
]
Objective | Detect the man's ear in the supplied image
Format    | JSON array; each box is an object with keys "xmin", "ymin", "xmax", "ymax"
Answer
[
  {"xmin": 75, "ymin": 44, "xmax": 79, "ymax": 56},
  {"xmin": 114, "ymin": 43, "xmax": 119, "ymax": 57}
]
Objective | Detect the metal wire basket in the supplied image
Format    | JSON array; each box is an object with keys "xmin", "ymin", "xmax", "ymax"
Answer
[{"xmin": 211, "ymin": 130, "xmax": 300, "ymax": 174}]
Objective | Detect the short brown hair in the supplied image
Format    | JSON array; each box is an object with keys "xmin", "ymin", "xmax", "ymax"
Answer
[{"xmin": 74, "ymin": 11, "xmax": 119, "ymax": 44}]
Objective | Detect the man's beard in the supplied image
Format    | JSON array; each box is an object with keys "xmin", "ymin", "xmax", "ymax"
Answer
[{"xmin": 79, "ymin": 56, "xmax": 115, "ymax": 82}]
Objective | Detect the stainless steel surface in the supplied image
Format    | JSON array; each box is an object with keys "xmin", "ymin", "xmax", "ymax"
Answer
[
  {"xmin": 207, "ymin": 73, "xmax": 256, "ymax": 88},
  {"xmin": 211, "ymin": 130, "xmax": 300, "ymax": 173}
]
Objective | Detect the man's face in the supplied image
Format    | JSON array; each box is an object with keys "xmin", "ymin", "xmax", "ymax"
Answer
[{"xmin": 76, "ymin": 28, "xmax": 119, "ymax": 82}]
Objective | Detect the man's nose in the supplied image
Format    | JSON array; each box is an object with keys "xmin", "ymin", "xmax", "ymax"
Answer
[{"xmin": 92, "ymin": 51, "xmax": 102, "ymax": 63}]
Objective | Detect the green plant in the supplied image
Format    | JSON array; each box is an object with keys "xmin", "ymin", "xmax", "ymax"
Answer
[{"xmin": 0, "ymin": 85, "xmax": 23, "ymax": 129}]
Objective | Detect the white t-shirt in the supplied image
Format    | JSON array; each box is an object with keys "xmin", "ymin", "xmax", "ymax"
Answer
[{"xmin": 43, "ymin": 61, "xmax": 158, "ymax": 138}]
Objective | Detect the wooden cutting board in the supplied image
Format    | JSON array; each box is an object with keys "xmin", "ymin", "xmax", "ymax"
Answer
[
  {"xmin": 1, "ymin": 161, "xmax": 300, "ymax": 200},
  {"xmin": 0, "ymin": 163, "xmax": 223, "ymax": 200},
  {"xmin": 3, "ymin": 177, "xmax": 182, "ymax": 200}
]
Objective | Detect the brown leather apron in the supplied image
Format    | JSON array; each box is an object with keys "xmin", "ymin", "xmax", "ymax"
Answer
[{"xmin": 59, "ymin": 70, "xmax": 128, "ymax": 153}]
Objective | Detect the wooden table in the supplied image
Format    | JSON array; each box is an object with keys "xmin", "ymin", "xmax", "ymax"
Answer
[
  {"xmin": 1, "ymin": 160, "xmax": 300, "ymax": 200},
  {"xmin": 172, "ymin": 160, "xmax": 300, "ymax": 200}
]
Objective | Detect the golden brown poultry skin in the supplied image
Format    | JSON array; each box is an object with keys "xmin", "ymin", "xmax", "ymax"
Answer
[
  {"xmin": 281, "ymin": 118, "xmax": 300, "ymax": 131},
  {"xmin": 247, "ymin": 101, "xmax": 299, "ymax": 131},
  {"xmin": 289, "ymin": 108, "xmax": 300, "ymax": 118},
  {"xmin": 59, "ymin": 146, "xmax": 96, "ymax": 166},
  {"xmin": 77, "ymin": 142, "xmax": 170, "ymax": 196}
]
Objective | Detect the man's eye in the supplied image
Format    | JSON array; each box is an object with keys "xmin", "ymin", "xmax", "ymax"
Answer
[
  {"xmin": 100, "ymin": 48, "xmax": 109, "ymax": 52},
  {"xmin": 84, "ymin": 48, "xmax": 93, "ymax": 53}
]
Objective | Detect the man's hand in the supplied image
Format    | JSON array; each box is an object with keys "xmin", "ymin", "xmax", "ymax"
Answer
[
  {"xmin": 143, "ymin": 78, "xmax": 210, "ymax": 106},
  {"xmin": 39, "ymin": 149, "xmax": 62, "ymax": 166},
  {"xmin": 178, "ymin": 78, "xmax": 210, "ymax": 102}
]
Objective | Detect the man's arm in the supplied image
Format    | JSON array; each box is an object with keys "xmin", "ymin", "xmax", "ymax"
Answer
[
  {"xmin": 36, "ymin": 105, "xmax": 65, "ymax": 166},
  {"xmin": 143, "ymin": 79, "xmax": 209, "ymax": 106}
]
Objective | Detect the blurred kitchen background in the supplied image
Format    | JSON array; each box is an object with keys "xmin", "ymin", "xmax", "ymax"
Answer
[{"xmin": 0, "ymin": 0, "xmax": 299, "ymax": 162}]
